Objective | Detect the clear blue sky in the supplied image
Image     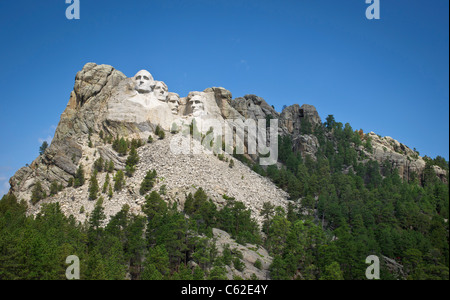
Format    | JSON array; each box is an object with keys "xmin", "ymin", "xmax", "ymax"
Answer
[{"xmin": 0, "ymin": 0, "xmax": 448, "ymax": 196}]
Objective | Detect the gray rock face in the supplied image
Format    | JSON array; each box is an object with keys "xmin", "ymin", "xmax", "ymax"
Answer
[
  {"xmin": 213, "ymin": 228, "xmax": 272, "ymax": 280},
  {"xmin": 10, "ymin": 63, "xmax": 127, "ymax": 201},
  {"xmin": 382, "ymin": 256, "xmax": 406, "ymax": 280},
  {"xmin": 204, "ymin": 87, "xmax": 241, "ymax": 120},
  {"xmin": 231, "ymin": 94, "xmax": 279, "ymax": 121},
  {"xmin": 293, "ymin": 134, "xmax": 320, "ymax": 160},
  {"xmin": 364, "ymin": 132, "xmax": 446, "ymax": 182},
  {"xmin": 280, "ymin": 104, "xmax": 321, "ymax": 135}
]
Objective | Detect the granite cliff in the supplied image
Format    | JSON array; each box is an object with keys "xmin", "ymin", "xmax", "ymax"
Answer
[{"xmin": 8, "ymin": 62, "xmax": 446, "ymax": 220}]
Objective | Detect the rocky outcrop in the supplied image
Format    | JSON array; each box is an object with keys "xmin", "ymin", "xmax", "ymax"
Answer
[
  {"xmin": 213, "ymin": 228, "xmax": 272, "ymax": 280},
  {"xmin": 280, "ymin": 104, "xmax": 322, "ymax": 135},
  {"xmin": 10, "ymin": 64, "xmax": 127, "ymax": 201},
  {"xmin": 230, "ymin": 94, "xmax": 279, "ymax": 121},
  {"xmin": 293, "ymin": 134, "xmax": 320, "ymax": 160},
  {"xmin": 203, "ymin": 87, "xmax": 241, "ymax": 120},
  {"xmin": 363, "ymin": 132, "xmax": 447, "ymax": 182},
  {"xmin": 382, "ymin": 256, "xmax": 406, "ymax": 280}
]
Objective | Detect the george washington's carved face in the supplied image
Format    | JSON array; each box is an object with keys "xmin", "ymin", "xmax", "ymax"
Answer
[{"xmin": 134, "ymin": 70, "xmax": 154, "ymax": 94}]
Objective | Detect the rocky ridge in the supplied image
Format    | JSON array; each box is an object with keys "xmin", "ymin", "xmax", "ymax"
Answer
[{"xmin": 8, "ymin": 62, "xmax": 446, "ymax": 220}]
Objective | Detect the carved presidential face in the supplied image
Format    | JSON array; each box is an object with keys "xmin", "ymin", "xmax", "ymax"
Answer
[
  {"xmin": 189, "ymin": 95, "xmax": 205, "ymax": 117},
  {"xmin": 154, "ymin": 81, "xmax": 168, "ymax": 102},
  {"xmin": 168, "ymin": 93, "xmax": 180, "ymax": 115},
  {"xmin": 134, "ymin": 70, "xmax": 154, "ymax": 94}
]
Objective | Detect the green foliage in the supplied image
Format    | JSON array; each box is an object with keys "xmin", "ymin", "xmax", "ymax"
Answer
[
  {"xmin": 107, "ymin": 160, "xmax": 115, "ymax": 173},
  {"xmin": 125, "ymin": 146, "xmax": 139, "ymax": 177},
  {"xmin": 139, "ymin": 170, "xmax": 157, "ymax": 195},
  {"xmin": 1, "ymin": 112, "xmax": 448, "ymax": 281},
  {"xmin": 39, "ymin": 141, "xmax": 48, "ymax": 155},
  {"xmin": 257, "ymin": 114, "xmax": 449, "ymax": 280},
  {"xmin": 208, "ymin": 265, "xmax": 227, "ymax": 280},
  {"xmin": 229, "ymin": 159, "xmax": 235, "ymax": 168},
  {"xmin": 74, "ymin": 164, "xmax": 85, "ymax": 188},
  {"xmin": 1, "ymin": 190, "xmax": 246, "ymax": 280},
  {"xmin": 300, "ymin": 116, "xmax": 313, "ymax": 135},
  {"xmin": 108, "ymin": 184, "xmax": 113, "ymax": 199},
  {"xmin": 49, "ymin": 181, "xmax": 59, "ymax": 196},
  {"xmin": 155, "ymin": 125, "xmax": 165, "ymax": 140},
  {"xmin": 93, "ymin": 157, "xmax": 104, "ymax": 173},
  {"xmin": 113, "ymin": 170, "xmax": 125, "ymax": 191},
  {"xmin": 233, "ymin": 257, "xmax": 245, "ymax": 272},
  {"xmin": 102, "ymin": 173, "xmax": 110, "ymax": 194},
  {"xmin": 319, "ymin": 262, "xmax": 344, "ymax": 280},
  {"xmin": 113, "ymin": 137, "xmax": 128, "ymax": 156},
  {"xmin": 89, "ymin": 173, "xmax": 99, "ymax": 200},
  {"xmin": 31, "ymin": 181, "xmax": 46, "ymax": 204},
  {"xmin": 254, "ymin": 259, "xmax": 262, "ymax": 270},
  {"xmin": 216, "ymin": 199, "xmax": 261, "ymax": 245},
  {"xmin": 184, "ymin": 188, "xmax": 217, "ymax": 234}
]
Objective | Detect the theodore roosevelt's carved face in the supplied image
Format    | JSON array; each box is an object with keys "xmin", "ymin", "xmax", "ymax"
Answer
[
  {"xmin": 168, "ymin": 93, "xmax": 180, "ymax": 115},
  {"xmin": 189, "ymin": 95, "xmax": 205, "ymax": 117},
  {"xmin": 134, "ymin": 70, "xmax": 154, "ymax": 94},
  {"xmin": 154, "ymin": 81, "xmax": 168, "ymax": 102}
]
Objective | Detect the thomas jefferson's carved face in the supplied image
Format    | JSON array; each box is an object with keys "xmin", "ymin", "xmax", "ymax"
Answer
[
  {"xmin": 134, "ymin": 70, "xmax": 153, "ymax": 94},
  {"xmin": 154, "ymin": 81, "xmax": 168, "ymax": 102}
]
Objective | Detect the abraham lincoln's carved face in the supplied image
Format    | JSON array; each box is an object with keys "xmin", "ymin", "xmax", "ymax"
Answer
[{"xmin": 189, "ymin": 95, "xmax": 205, "ymax": 117}]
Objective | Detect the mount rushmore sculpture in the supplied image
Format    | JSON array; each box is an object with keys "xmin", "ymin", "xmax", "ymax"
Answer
[
  {"xmin": 105, "ymin": 68, "xmax": 278, "ymax": 165},
  {"xmin": 107, "ymin": 69, "xmax": 216, "ymax": 131}
]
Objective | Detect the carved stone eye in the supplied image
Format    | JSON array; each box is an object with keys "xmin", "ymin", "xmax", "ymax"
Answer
[
  {"xmin": 136, "ymin": 75, "xmax": 141, "ymax": 81},
  {"xmin": 143, "ymin": 76, "xmax": 149, "ymax": 80}
]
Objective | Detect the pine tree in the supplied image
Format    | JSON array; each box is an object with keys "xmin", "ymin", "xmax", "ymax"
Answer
[
  {"xmin": 319, "ymin": 262, "xmax": 344, "ymax": 280},
  {"xmin": 155, "ymin": 125, "xmax": 165, "ymax": 140},
  {"xmin": 39, "ymin": 141, "xmax": 49, "ymax": 155},
  {"xmin": 89, "ymin": 173, "xmax": 99, "ymax": 200},
  {"xmin": 74, "ymin": 164, "xmax": 85, "ymax": 188},
  {"xmin": 88, "ymin": 198, "xmax": 106, "ymax": 246},
  {"xmin": 114, "ymin": 137, "xmax": 128, "ymax": 156},
  {"xmin": 158, "ymin": 130, "xmax": 165, "ymax": 140},
  {"xmin": 192, "ymin": 266, "xmax": 205, "ymax": 280},
  {"xmin": 108, "ymin": 184, "xmax": 113, "ymax": 199},
  {"xmin": 31, "ymin": 181, "xmax": 46, "ymax": 204},
  {"xmin": 107, "ymin": 160, "xmax": 115, "ymax": 173},
  {"xmin": 102, "ymin": 173, "xmax": 110, "ymax": 194},
  {"xmin": 125, "ymin": 146, "xmax": 139, "ymax": 177},
  {"xmin": 50, "ymin": 181, "xmax": 59, "ymax": 196},
  {"xmin": 93, "ymin": 157, "xmax": 104, "ymax": 173},
  {"xmin": 139, "ymin": 170, "xmax": 157, "ymax": 195},
  {"xmin": 113, "ymin": 170, "xmax": 125, "ymax": 191}
]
